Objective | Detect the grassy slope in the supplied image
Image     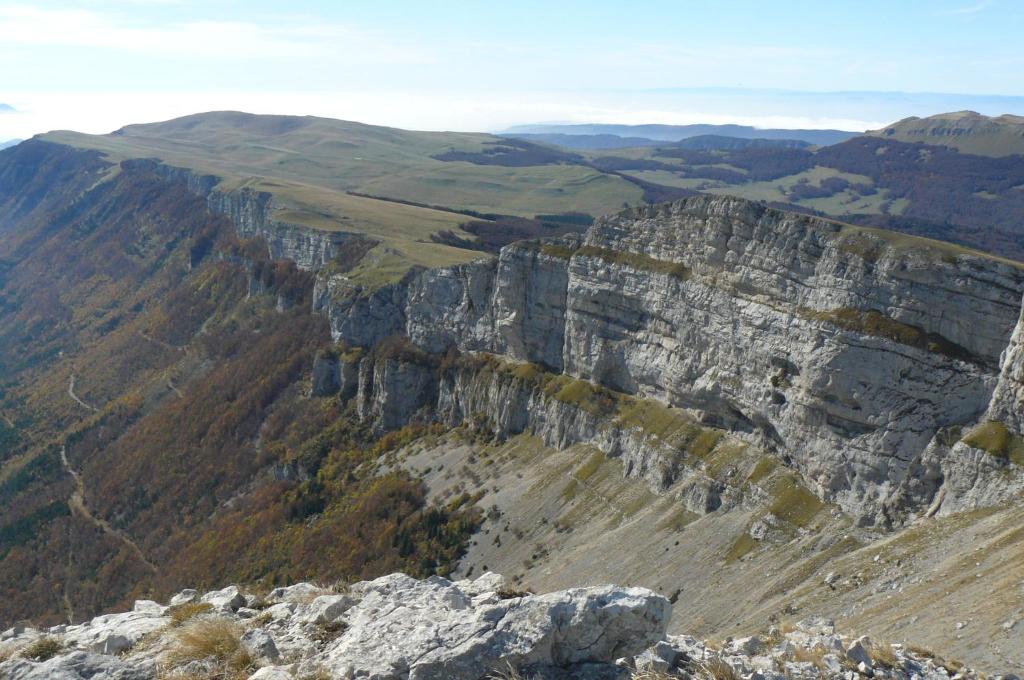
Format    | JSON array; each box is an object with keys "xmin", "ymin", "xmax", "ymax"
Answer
[
  {"xmin": 867, "ymin": 111, "xmax": 1024, "ymax": 158},
  {"xmin": 41, "ymin": 112, "xmax": 644, "ymax": 279},
  {"xmin": 41, "ymin": 111, "xmax": 641, "ymax": 226}
]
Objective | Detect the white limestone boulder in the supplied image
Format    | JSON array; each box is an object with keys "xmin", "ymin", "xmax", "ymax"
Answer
[{"xmin": 316, "ymin": 573, "xmax": 669, "ymax": 680}]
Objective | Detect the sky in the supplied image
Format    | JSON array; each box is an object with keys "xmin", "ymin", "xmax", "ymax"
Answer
[{"xmin": 2, "ymin": 0, "xmax": 1024, "ymax": 140}]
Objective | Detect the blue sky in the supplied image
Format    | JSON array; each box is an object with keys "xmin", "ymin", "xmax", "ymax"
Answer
[{"xmin": 2, "ymin": 0, "xmax": 1023, "ymax": 138}]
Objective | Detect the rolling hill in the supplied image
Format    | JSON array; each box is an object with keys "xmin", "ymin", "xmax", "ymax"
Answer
[
  {"xmin": 38, "ymin": 110, "xmax": 1024, "ymax": 265},
  {"xmin": 868, "ymin": 110, "xmax": 1024, "ymax": 157}
]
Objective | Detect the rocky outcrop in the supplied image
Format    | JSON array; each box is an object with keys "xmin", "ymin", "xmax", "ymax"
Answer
[
  {"xmin": 310, "ymin": 351, "xmax": 342, "ymax": 397},
  {"xmin": 0, "ymin": 576, "xmax": 1001, "ymax": 680},
  {"xmin": 321, "ymin": 195, "xmax": 1024, "ymax": 523},
  {"xmin": 355, "ymin": 352, "xmax": 439, "ymax": 432},
  {"xmin": 988, "ymin": 296, "xmax": 1024, "ymax": 434},
  {"xmin": 140, "ymin": 160, "xmax": 361, "ymax": 271},
  {"xmin": 0, "ymin": 574, "xmax": 670, "ymax": 680},
  {"xmin": 320, "ymin": 573, "xmax": 668, "ymax": 679}
]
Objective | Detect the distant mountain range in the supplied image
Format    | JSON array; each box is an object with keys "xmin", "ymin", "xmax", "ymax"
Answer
[
  {"xmin": 0, "ymin": 140, "xmax": 21, "ymax": 150},
  {"xmin": 506, "ymin": 133, "xmax": 665, "ymax": 150},
  {"xmin": 868, "ymin": 110, "xmax": 1024, "ymax": 157},
  {"xmin": 0, "ymin": 104, "xmax": 15, "ymax": 113},
  {"xmin": 502, "ymin": 122, "xmax": 858, "ymax": 148},
  {"xmin": 509, "ymin": 132, "xmax": 814, "ymax": 151}
]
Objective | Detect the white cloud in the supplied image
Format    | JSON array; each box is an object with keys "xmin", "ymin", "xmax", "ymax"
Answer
[
  {"xmin": 935, "ymin": 0, "xmax": 993, "ymax": 15},
  {"xmin": 0, "ymin": 4, "xmax": 432, "ymax": 62}
]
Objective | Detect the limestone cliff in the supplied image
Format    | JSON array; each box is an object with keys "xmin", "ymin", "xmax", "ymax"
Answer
[
  {"xmin": 142, "ymin": 160, "xmax": 361, "ymax": 270},
  {"xmin": 320, "ymin": 196, "xmax": 1024, "ymax": 523},
  {"xmin": 86, "ymin": 156, "xmax": 1024, "ymax": 524},
  {"xmin": 988, "ymin": 298, "xmax": 1024, "ymax": 434}
]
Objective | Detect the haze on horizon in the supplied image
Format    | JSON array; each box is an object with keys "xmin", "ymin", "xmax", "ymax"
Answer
[{"xmin": 2, "ymin": 0, "xmax": 1024, "ymax": 140}]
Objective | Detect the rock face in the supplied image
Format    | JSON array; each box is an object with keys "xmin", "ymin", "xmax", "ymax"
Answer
[
  {"xmin": 988, "ymin": 297, "xmax": 1024, "ymax": 434},
  {"xmin": 142, "ymin": 160, "xmax": 362, "ymax": 271},
  {"xmin": 317, "ymin": 195, "xmax": 1024, "ymax": 523},
  {"xmin": 310, "ymin": 351, "xmax": 342, "ymax": 397},
  {"xmin": 0, "ymin": 575, "xmax": 999, "ymax": 680},
  {"xmin": 86, "ymin": 158, "xmax": 1024, "ymax": 523}
]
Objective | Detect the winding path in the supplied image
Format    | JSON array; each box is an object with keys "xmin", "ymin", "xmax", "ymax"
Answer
[
  {"xmin": 60, "ymin": 446, "xmax": 156, "ymax": 573},
  {"xmin": 67, "ymin": 375, "xmax": 98, "ymax": 413},
  {"xmin": 137, "ymin": 330, "xmax": 186, "ymax": 354}
]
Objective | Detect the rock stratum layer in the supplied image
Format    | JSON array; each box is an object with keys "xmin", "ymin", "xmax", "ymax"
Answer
[{"xmin": 314, "ymin": 196, "xmax": 1024, "ymax": 524}]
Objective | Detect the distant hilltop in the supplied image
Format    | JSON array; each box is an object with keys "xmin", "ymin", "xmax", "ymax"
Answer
[
  {"xmin": 0, "ymin": 103, "xmax": 15, "ymax": 113},
  {"xmin": 868, "ymin": 110, "xmax": 1024, "ymax": 157},
  {"xmin": 501, "ymin": 122, "xmax": 858, "ymax": 149}
]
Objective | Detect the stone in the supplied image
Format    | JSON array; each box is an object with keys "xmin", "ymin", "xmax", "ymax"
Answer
[
  {"xmin": 633, "ymin": 640, "xmax": 678, "ymax": 672},
  {"xmin": 63, "ymin": 610, "xmax": 169, "ymax": 655},
  {"xmin": 0, "ymin": 651, "xmax": 148, "ymax": 679},
  {"xmin": 455, "ymin": 571, "xmax": 507, "ymax": 598},
  {"xmin": 268, "ymin": 582, "xmax": 329, "ymax": 604},
  {"xmin": 725, "ymin": 635, "xmax": 764, "ymax": 656},
  {"xmin": 169, "ymin": 589, "xmax": 199, "ymax": 606},
  {"xmin": 241, "ymin": 629, "xmax": 280, "ymax": 661},
  {"xmin": 201, "ymin": 585, "xmax": 246, "ymax": 612},
  {"xmin": 822, "ymin": 654, "xmax": 844, "ymax": 673},
  {"xmin": 248, "ymin": 668, "xmax": 295, "ymax": 680},
  {"xmin": 318, "ymin": 573, "xmax": 669, "ymax": 680},
  {"xmin": 100, "ymin": 634, "xmax": 131, "ymax": 655},
  {"xmin": 265, "ymin": 602, "xmax": 298, "ymax": 620},
  {"xmin": 132, "ymin": 600, "xmax": 166, "ymax": 615},
  {"xmin": 846, "ymin": 638, "xmax": 872, "ymax": 667},
  {"xmin": 2, "ymin": 625, "xmax": 26, "ymax": 640},
  {"xmin": 297, "ymin": 594, "xmax": 356, "ymax": 625}
]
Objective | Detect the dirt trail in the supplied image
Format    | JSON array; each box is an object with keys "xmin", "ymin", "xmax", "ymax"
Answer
[
  {"xmin": 137, "ymin": 330, "xmax": 186, "ymax": 354},
  {"xmin": 166, "ymin": 379, "xmax": 184, "ymax": 399},
  {"xmin": 60, "ymin": 444, "xmax": 156, "ymax": 572},
  {"xmin": 67, "ymin": 375, "xmax": 99, "ymax": 412}
]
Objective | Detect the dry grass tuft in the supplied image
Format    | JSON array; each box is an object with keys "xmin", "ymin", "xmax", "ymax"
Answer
[
  {"xmin": 487, "ymin": 661, "xmax": 540, "ymax": 680},
  {"xmin": 20, "ymin": 636, "xmax": 63, "ymax": 661},
  {"xmin": 163, "ymin": 617, "xmax": 252, "ymax": 679},
  {"xmin": 168, "ymin": 601, "xmax": 214, "ymax": 626},
  {"xmin": 495, "ymin": 587, "xmax": 532, "ymax": 600},
  {"xmin": 792, "ymin": 645, "xmax": 827, "ymax": 669},
  {"xmin": 871, "ymin": 643, "xmax": 900, "ymax": 669},
  {"xmin": 698, "ymin": 657, "xmax": 737, "ymax": 680},
  {"xmin": 631, "ymin": 668, "xmax": 678, "ymax": 679}
]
